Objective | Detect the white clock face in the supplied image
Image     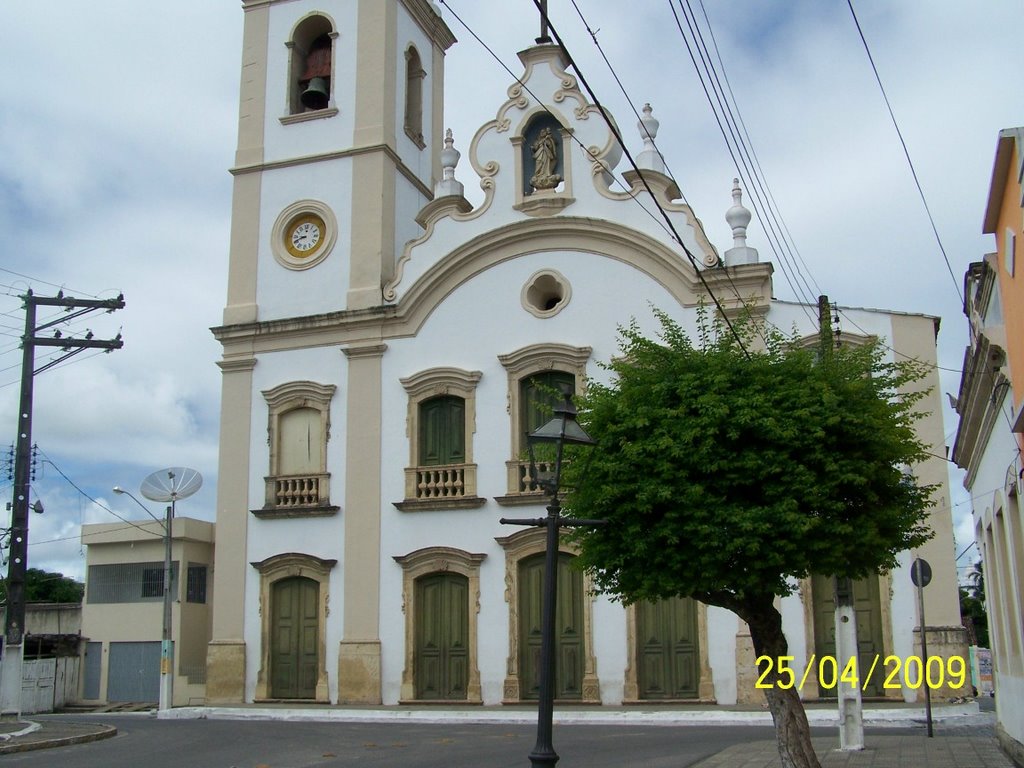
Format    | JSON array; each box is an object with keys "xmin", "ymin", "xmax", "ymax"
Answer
[
  {"xmin": 274, "ymin": 204, "xmax": 334, "ymax": 269},
  {"xmin": 290, "ymin": 221, "xmax": 321, "ymax": 252}
]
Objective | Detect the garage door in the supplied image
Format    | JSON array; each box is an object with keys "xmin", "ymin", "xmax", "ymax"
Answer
[{"xmin": 107, "ymin": 641, "xmax": 160, "ymax": 702}]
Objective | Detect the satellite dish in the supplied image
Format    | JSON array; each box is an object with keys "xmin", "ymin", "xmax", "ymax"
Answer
[{"xmin": 140, "ymin": 466, "xmax": 203, "ymax": 503}]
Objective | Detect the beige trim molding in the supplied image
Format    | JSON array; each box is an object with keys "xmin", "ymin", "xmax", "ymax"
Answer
[
  {"xmin": 250, "ymin": 552, "xmax": 337, "ymax": 702},
  {"xmin": 399, "ymin": 0, "xmax": 456, "ymax": 50},
  {"xmin": 284, "ymin": 15, "xmax": 338, "ymax": 118},
  {"xmin": 399, "ymin": 367, "xmax": 482, "ymax": 504},
  {"xmin": 279, "ymin": 107, "xmax": 339, "ymax": 126},
  {"xmin": 270, "ymin": 200, "xmax": 339, "ymax": 271},
  {"xmin": 520, "ymin": 269, "xmax": 572, "ymax": 318},
  {"xmin": 338, "ymin": 339, "xmax": 385, "ymax": 703},
  {"xmin": 215, "ymin": 217, "xmax": 729, "ymax": 356},
  {"xmin": 259, "ymin": 381, "xmax": 337, "ymax": 514},
  {"xmin": 217, "ymin": 357, "xmax": 257, "ymax": 373},
  {"xmin": 392, "ymin": 546, "xmax": 486, "ymax": 702},
  {"xmin": 388, "ymin": 217, "xmax": 705, "ymax": 328},
  {"xmin": 495, "ymin": 528, "xmax": 600, "ymax": 703},
  {"xmin": 511, "ymin": 113, "xmax": 576, "ymax": 216},
  {"xmin": 207, "ymin": 346, "xmax": 257, "ymax": 703},
  {"xmin": 230, "ymin": 143, "xmax": 433, "ymax": 201}
]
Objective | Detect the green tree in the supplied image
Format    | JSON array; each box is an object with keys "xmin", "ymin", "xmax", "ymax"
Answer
[
  {"xmin": 960, "ymin": 561, "xmax": 988, "ymax": 648},
  {"xmin": 0, "ymin": 568, "xmax": 84, "ymax": 604},
  {"xmin": 563, "ymin": 309, "xmax": 935, "ymax": 768}
]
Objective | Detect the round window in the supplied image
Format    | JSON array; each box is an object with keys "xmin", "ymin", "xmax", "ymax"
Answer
[{"xmin": 521, "ymin": 269, "xmax": 571, "ymax": 318}]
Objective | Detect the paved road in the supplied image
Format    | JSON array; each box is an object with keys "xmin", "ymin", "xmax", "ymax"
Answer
[{"xmin": 1, "ymin": 716, "xmax": 807, "ymax": 768}]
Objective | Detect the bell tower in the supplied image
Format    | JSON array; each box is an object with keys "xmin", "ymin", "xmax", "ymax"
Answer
[
  {"xmin": 208, "ymin": 0, "xmax": 455, "ymax": 705},
  {"xmin": 221, "ymin": 0, "xmax": 455, "ymax": 326}
]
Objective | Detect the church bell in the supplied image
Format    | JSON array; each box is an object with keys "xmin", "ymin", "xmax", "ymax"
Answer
[{"xmin": 300, "ymin": 77, "xmax": 329, "ymax": 110}]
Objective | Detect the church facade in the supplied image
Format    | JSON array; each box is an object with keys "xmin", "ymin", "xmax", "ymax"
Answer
[{"xmin": 207, "ymin": 0, "xmax": 966, "ymax": 706}]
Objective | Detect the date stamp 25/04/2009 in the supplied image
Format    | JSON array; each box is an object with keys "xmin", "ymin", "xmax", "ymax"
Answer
[{"xmin": 755, "ymin": 654, "xmax": 967, "ymax": 692}]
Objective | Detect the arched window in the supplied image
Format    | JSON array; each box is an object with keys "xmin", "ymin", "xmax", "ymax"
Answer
[
  {"xmin": 278, "ymin": 406, "xmax": 322, "ymax": 476},
  {"xmin": 397, "ymin": 367, "xmax": 482, "ymax": 510},
  {"xmin": 404, "ymin": 46, "xmax": 425, "ymax": 147},
  {"xmin": 286, "ymin": 16, "xmax": 336, "ymax": 117},
  {"xmin": 519, "ymin": 370, "xmax": 575, "ymax": 440},
  {"xmin": 258, "ymin": 381, "xmax": 337, "ymax": 516},
  {"xmin": 497, "ymin": 343, "xmax": 591, "ymax": 499}
]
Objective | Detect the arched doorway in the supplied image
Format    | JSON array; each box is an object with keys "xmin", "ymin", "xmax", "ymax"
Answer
[
  {"xmin": 251, "ymin": 552, "xmax": 335, "ymax": 702},
  {"xmin": 518, "ymin": 551, "xmax": 584, "ymax": 700},
  {"xmin": 414, "ymin": 572, "xmax": 469, "ymax": 700},
  {"xmin": 271, "ymin": 576, "xmax": 319, "ymax": 699}
]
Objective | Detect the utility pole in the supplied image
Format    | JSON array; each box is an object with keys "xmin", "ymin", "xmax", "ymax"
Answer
[
  {"xmin": 819, "ymin": 294, "xmax": 864, "ymax": 750},
  {"xmin": 817, "ymin": 295, "xmax": 833, "ymax": 359},
  {"xmin": 1, "ymin": 290, "xmax": 124, "ymax": 717}
]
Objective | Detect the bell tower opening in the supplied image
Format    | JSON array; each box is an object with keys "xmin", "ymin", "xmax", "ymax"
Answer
[{"xmin": 288, "ymin": 16, "xmax": 335, "ymax": 115}]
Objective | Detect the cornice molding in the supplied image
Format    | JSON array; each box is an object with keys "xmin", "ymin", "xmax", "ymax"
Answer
[
  {"xmin": 230, "ymin": 143, "xmax": 433, "ymax": 200},
  {"xmin": 400, "ymin": 0, "xmax": 457, "ymax": 50}
]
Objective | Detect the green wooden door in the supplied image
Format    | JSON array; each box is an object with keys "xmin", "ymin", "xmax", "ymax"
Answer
[
  {"xmin": 812, "ymin": 573, "xmax": 885, "ymax": 697},
  {"xmin": 519, "ymin": 552, "xmax": 584, "ymax": 700},
  {"xmin": 415, "ymin": 572, "xmax": 469, "ymax": 700},
  {"xmin": 271, "ymin": 577, "xmax": 319, "ymax": 699},
  {"xmin": 637, "ymin": 596, "xmax": 700, "ymax": 699}
]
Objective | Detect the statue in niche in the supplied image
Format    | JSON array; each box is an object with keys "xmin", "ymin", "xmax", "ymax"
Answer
[{"xmin": 530, "ymin": 126, "xmax": 562, "ymax": 191}]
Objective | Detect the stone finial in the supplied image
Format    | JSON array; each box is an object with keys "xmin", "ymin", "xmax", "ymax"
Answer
[
  {"xmin": 636, "ymin": 103, "xmax": 665, "ymax": 173},
  {"xmin": 724, "ymin": 178, "xmax": 758, "ymax": 266},
  {"xmin": 435, "ymin": 128, "xmax": 465, "ymax": 198},
  {"xmin": 725, "ymin": 178, "xmax": 751, "ymax": 247}
]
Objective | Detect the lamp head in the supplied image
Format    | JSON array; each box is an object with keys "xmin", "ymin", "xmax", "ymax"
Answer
[{"xmin": 112, "ymin": 486, "xmax": 125, "ymax": 495}]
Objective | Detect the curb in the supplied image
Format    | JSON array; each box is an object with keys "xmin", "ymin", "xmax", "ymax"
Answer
[
  {"xmin": 159, "ymin": 701, "xmax": 981, "ymax": 728},
  {"xmin": 0, "ymin": 723, "xmax": 118, "ymax": 755}
]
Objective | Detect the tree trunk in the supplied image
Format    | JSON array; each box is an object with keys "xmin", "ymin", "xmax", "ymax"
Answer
[{"xmin": 744, "ymin": 599, "xmax": 822, "ymax": 768}]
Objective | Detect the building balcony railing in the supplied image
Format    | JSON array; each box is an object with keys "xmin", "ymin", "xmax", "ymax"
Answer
[
  {"xmin": 405, "ymin": 463, "xmax": 476, "ymax": 500},
  {"xmin": 255, "ymin": 473, "xmax": 338, "ymax": 518},
  {"xmin": 510, "ymin": 459, "xmax": 556, "ymax": 495}
]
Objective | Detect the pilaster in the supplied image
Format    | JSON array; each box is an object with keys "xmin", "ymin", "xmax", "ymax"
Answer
[
  {"xmin": 337, "ymin": 343, "xmax": 387, "ymax": 703},
  {"xmin": 207, "ymin": 356, "xmax": 257, "ymax": 703}
]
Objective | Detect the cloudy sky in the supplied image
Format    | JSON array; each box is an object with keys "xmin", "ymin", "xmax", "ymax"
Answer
[{"xmin": 0, "ymin": 0, "xmax": 1018, "ymax": 583}]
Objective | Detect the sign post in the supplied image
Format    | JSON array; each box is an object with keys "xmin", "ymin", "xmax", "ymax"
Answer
[{"xmin": 911, "ymin": 557, "xmax": 933, "ymax": 738}]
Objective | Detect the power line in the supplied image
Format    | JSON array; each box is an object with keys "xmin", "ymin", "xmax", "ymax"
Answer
[
  {"xmin": 524, "ymin": 0, "xmax": 756, "ymax": 359},
  {"xmin": 845, "ymin": 0, "xmax": 962, "ymax": 305},
  {"xmin": 440, "ymin": 0, "xmax": 755, "ymax": 358},
  {"xmin": 666, "ymin": 0, "xmax": 818, "ymax": 327},
  {"xmin": 694, "ymin": 0, "xmax": 824, "ymax": 301},
  {"xmin": 0, "ymin": 268, "xmax": 99, "ymax": 300},
  {"xmin": 562, "ymin": 0, "xmax": 775, "ymax": 349},
  {"xmin": 35, "ymin": 450, "xmax": 162, "ymax": 540}
]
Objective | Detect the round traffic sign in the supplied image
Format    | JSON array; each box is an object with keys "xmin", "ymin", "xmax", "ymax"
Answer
[{"xmin": 911, "ymin": 557, "xmax": 932, "ymax": 588}]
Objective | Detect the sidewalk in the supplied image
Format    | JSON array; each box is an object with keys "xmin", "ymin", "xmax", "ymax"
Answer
[
  {"xmin": 0, "ymin": 701, "xmax": 1015, "ymax": 766},
  {"xmin": 692, "ymin": 733, "xmax": 1015, "ymax": 767}
]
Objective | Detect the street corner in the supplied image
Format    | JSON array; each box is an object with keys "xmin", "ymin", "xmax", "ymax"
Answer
[{"xmin": 0, "ymin": 720, "xmax": 117, "ymax": 754}]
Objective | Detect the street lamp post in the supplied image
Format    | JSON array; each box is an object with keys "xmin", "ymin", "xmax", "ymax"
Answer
[
  {"xmin": 500, "ymin": 390, "xmax": 603, "ymax": 768},
  {"xmin": 113, "ymin": 467, "xmax": 201, "ymax": 713},
  {"xmin": 112, "ymin": 487, "xmax": 173, "ymax": 711}
]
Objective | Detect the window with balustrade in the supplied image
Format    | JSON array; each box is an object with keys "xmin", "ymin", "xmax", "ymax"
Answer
[
  {"xmin": 256, "ymin": 381, "xmax": 338, "ymax": 518},
  {"xmin": 396, "ymin": 367, "xmax": 483, "ymax": 511},
  {"xmin": 496, "ymin": 343, "xmax": 591, "ymax": 503}
]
